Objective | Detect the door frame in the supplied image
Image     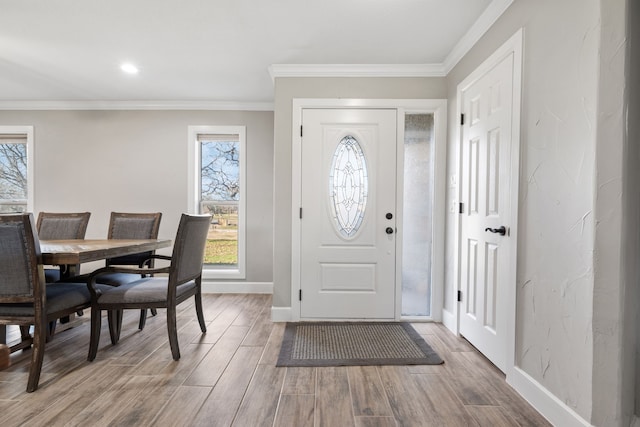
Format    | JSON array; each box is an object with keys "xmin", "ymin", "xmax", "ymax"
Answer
[
  {"xmin": 291, "ymin": 98, "xmax": 447, "ymax": 321},
  {"xmin": 450, "ymin": 28, "xmax": 523, "ymax": 376}
]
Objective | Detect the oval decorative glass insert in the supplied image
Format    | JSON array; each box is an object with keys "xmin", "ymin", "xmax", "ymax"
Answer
[{"xmin": 329, "ymin": 135, "xmax": 368, "ymax": 238}]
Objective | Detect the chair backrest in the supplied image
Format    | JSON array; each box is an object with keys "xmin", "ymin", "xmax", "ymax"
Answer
[
  {"xmin": 0, "ymin": 213, "xmax": 43, "ymax": 307},
  {"xmin": 108, "ymin": 212, "xmax": 162, "ymax": 240},
  {"xmin": 106, "ymin": 212, "xmax": 162, "ymax": 266},
  {"xmin": 169, "ymin": 214, "xmax": 211, "ymax": 286},
  {"xmin": 36, "ymin": 212, "xmax": 91, "ymax": 240}
]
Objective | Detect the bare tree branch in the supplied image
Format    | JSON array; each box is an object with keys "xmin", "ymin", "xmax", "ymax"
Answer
[
  {"xmin": 0, "ymin": 143, "xmax": 27, "ymax": 200},
  {"xmin": 201, "ymin": 141, "xmax": 239, "ymax": 201}
]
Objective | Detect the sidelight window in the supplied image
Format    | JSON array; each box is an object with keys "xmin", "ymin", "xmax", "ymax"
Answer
[{"xmin": 402, "ymin": 114, "xmax": 435, "ymax": 317}]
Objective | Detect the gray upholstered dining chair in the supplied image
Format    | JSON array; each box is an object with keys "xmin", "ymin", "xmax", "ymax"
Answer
[
  {"xmin": 0, "ymin": 213, "xmax": 107, "ymax": 392},
  {"xmin": 102, "ymin": 212, "xmax": 163, "ymax": 276},
  {"xmin": 86, "ymin": 213, "xmax": 211, "ymax": 361},
  {"xmin": 36, "ymin": 211, "xmax": 91, "ymax": 282},
  {"xmin": 96, "ymin": 212, "xmax": 162, "ymax": 330}
]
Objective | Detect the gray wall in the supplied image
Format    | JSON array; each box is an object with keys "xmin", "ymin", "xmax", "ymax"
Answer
[
  {"xmin": 0, "ymin": 109, "xmax": 274, "ymax": 283},
  {"xmin": 445, "ymin": 0, "xmax": 633, "ymax": 424},
  {"xmin": 629, "ymin": 0, "xmax": 640, "ymax": 418},
  {"xmin": 593, "ymin": 1, "xmax": 632, "ymax": 424},
  {"xmin": 272, "ymin": 77, "xmax": 447, "ymax": 308}
]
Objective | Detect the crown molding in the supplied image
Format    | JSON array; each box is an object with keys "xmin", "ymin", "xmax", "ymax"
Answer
[
  {"xmin": 268, "ymin": 63, "xmax": 446, "ymax": 81},
  {"xmin": 442, "ymin": 0, "xmax": 514, "ymax": 73},
  {"xmin": 0, "ymin": 100, "xmax": 274, "ymax": 111},
  {"xmin": 269, "ymin": 0, "xmax": 514, "ymax": 82}
]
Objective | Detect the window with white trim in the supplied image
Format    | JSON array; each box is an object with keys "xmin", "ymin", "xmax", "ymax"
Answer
[
  {"xmin": 0, "ymin": 127, "xmax": 34, "ymax": 213},
  {"xmin": 188, "ymin": 126, "xmax": 246, "ymax": 279}
]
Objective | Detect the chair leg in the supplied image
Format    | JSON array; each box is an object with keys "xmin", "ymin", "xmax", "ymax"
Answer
[
  {"xmin": 47, "ymin": 320, "xmax": 57, "ymax": 341},
  {"xmin": 88, "ymin": 306, "xmax": 102, "ymax": 362},
  {"xmin": 195, "ymin": 292, "xmax": 207, "ymax": 333},
  {"xmin": 19, "ymin": 325, "xmax": 31, "ymax": 341},
  {"xmin": 116, "ymin": 310, "xmax": 123, "ymax": 339},
  {"xmin": 26, "ymin": 320, "xmax": 47, "ymax": 392},
  {"xmin": 167, "ymin": 304, "xmax": 180, "ymax": 360},
  {"xmin": 138, "ymin": 309, "xmax": 147, "ymax": 330},
  {"xmin": 0, "ymin": 343, "xmax": 9, "ymax": 370},
  {"xmin": 18, "ymin": 325, "xmax": 33, "ymax": 351},
  {"xmin": 138, "ymin": 308, "xmax": 158, "ymax": 330},
  {"xmin": 107, "ymin": 310, "xmax": 123, "ymax": 345}
]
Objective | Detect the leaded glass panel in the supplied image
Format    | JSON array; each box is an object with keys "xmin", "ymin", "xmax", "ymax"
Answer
[{"xmin": 329, "ymin": 135, "xmax": 368, "ymax": 238}]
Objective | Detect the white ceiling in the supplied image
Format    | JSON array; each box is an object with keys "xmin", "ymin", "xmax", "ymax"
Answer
[{"xmin": 0, "ymin": 0, "xmax": 506, "ymax": 108}]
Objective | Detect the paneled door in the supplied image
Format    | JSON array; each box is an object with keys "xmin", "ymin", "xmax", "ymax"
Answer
[
  {"xmin": 300, "ymin": 108, "xmax": 397, "ymax": 319},
  {"xmin": 459, "ymin": 51, "xmax": 515, "ymax": 372}
]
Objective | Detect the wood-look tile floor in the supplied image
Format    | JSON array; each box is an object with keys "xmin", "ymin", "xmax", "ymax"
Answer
[{"xmin": 0, "ymin": 294, "xmax": 551, "ymax": 426}]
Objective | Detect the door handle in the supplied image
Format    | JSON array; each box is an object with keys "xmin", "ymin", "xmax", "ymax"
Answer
[
  {"xmin": 385, "ymin": 227, "xmax": 394, "ymax": 235},
  {"xmin": 485, "ymin": 226, "xmax": 506, "ymax": 236}
]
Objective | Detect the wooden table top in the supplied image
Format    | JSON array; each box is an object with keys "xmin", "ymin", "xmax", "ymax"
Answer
[{"xmin": 39, "ymin": 239, "xmax": 172, "ymax": 265}]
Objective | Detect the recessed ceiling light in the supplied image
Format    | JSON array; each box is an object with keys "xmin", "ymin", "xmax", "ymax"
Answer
[{"xmin": 120, "ymin": 63, "xmax": 139, "ymax": 74}]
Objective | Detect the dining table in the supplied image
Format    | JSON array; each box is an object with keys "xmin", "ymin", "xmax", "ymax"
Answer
[
  {"xmin": 0, "ymin": 238, "xmax": 172, "ymax": 345},
  {"xmin": 40, "ymin": 238, "xmax": 172, "ymax": 279}
]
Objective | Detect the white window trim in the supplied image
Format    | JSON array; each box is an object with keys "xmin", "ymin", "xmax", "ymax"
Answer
[
  {"xmin": 0, "ymin": 125, "xmax": 34, "ymax": 212},
  {"xmin": 188, "ymin": 125, "xmax": 246, "ymax": 279}
]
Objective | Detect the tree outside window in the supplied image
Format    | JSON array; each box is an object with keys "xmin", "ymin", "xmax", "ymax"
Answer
[
  {"xmin": 0, "ymin": 136, "xmax": 28, "ymax": 213},
  {"xmin": 188, "ymin": 125, "xmax": 246, "ymax": 278},
  {"xmin": 200, "ymin": 138, "xmax": 240, "ymax": 266}
]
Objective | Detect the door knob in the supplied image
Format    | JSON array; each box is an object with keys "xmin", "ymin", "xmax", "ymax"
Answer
[
  {"xmin": 485, "ymin": 226, "xmax": 506, "ymax": 236},
  {"xmin": 385, "ymin": 227, "xmax": 394, "ymax": 235}
]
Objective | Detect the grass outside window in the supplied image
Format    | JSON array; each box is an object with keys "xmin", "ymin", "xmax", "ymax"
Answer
[{"xmin": 204, "ymin": 221, "xmax": 238, "ymax": 265}]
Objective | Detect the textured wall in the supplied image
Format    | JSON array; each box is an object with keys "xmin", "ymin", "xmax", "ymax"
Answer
[
  {"xmin": 591, "ymin": 0, "xmax": 631, "ymax": 424},
  {"xmin": 628, "ymin": 0, "xmax": 640, "ymax": 419},
  {"xmin": 592, "ymin": 1, "xmax": 637, "ymax": 425}
]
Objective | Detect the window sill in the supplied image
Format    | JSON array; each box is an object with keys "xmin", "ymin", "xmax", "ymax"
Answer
[{"xmin": 202, "ymin": 268, "xmax": 245, "ymax": 280}]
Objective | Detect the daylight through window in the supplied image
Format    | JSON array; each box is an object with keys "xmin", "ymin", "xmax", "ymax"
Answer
[
  {"xmin": 0, "ymin": 134, "xmax": 28, "ymax": 213},
  {"xmin": 199, "ymin": 133, "xmax": 240, "ymax": 266},
  {"xmin": 189, "ymin": 125, "xmax": 246, "ymax": 279}
]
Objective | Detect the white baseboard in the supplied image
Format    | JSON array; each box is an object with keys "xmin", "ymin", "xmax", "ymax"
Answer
[
  {"xmin": 201, "ymin": 281, "xmax": 273, "ymax": 294},
  {"xmin": 508, "ymin": 366, "xmax": 592, "ymax": 427},
  {"xmin": 439, "ymin": 306, "xmax": 592, "ymax": 426},
  {"xmin": 271, "ymin": 306, "xmax": 292, "ymax": 322},
  {"xmin": 441, "ymin": 308, "xmax": 456, "ymax": 334}
]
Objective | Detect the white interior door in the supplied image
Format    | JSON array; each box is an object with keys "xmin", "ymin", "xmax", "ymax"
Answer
[
  {"xmin": 459, "ymin": 52, "xmax": 515, "ymax": 371},
  {"xmin": 300, "ymin": 108, "xmax": 397, "ymax": 319}
]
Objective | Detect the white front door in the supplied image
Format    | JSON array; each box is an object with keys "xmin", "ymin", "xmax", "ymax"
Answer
[
  {"xmin": 459, "ymin": 51, "xmax": 516, "ymax": 372},
  {"xmin": 300, "ymin": 108, "xmax": 397, "ymax": 319}
]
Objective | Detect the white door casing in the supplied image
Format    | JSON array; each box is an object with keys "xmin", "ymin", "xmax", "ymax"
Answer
[
  {"xmin": 286, "ymin": 98, "xmax": 448, "ymax": 324},
  {"xmin": 300, "ymin": 108, "xmax": 397, "ymax": 319},
  {"xmin": 457, "ymin": 29, "xmax": 522, "ymax": 373}
]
